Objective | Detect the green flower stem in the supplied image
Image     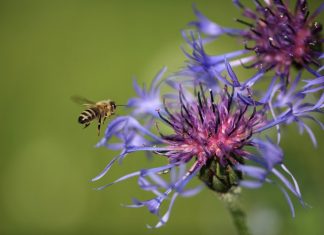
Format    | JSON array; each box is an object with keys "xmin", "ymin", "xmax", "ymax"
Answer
[{"xmin": 218, "ymin": 188, "xmax": 251, "ymax": 235}]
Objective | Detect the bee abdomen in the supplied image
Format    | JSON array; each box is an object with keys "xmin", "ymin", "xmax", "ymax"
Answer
[{"xmin": 78, "ymin": 108, "xmax": 98, "ymax": 124}]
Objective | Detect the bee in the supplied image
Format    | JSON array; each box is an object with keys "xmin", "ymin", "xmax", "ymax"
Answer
[{"xmin": 72, "ymin": 96, "xmax": 122, "ymax": 135}]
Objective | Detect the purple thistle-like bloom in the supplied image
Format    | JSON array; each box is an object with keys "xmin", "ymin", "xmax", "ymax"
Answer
[
  {"xmin": 157, "ymin": 85, "xmax": 264, "ymax": 168},
  {"xmin": 94, "ymin": 68, "xmax": 304, "ymax": 227},
  {"xmin": 190, "ymin": 0, "xmax": 323, "ymax": 83}
]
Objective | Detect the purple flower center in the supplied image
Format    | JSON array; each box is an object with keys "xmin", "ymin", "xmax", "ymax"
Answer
[
  {"xmin": 158, "ymin": 86, "xmax": 266, "ymax": 167},
  {"xmin": 240, "ymin": 0, "xmax": 322, "ymax": 75}
]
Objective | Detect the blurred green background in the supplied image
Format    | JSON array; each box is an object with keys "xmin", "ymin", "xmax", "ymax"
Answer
[{"xmin": 0, "ymin": 0, "xmax": 323, "ymax": 234}]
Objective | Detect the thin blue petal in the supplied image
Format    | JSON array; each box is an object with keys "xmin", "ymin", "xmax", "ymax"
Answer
[
  {"xmin": 271, "ymin": 169, "xmax": 302, "ymax": 202},
  {"xmin": 95, "ymin": 171, "xmax": 141, "ymax": 190},
  {"xmin": 266, "ymin": 178, "xmax": 296, "ymax": 217},
  {"xmin": 225, "ymin": 58, "xmax": 241, "ymax": 87},
  {"xmin": 236, "ymin": 165, "xmax": 268, "ymax": 180},
  {"xmin": 91, "ymin": 152, "xmax": 126, "ymax": 182},
  {"xmin": 239, "ymin": 180, "xmax": 264, "ymax": 188},
  {"xmin": 148, "ymin": 193, "xmax": 179, "ymax": 229},
  {"xmin": 242, "ymin": 70, "xmax": 265, "ymax": 87}
]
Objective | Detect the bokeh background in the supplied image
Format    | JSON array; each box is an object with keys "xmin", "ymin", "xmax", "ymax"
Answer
[{"xmin": 0, "ymin": 0, "xmax": 323, "ymax": 234}]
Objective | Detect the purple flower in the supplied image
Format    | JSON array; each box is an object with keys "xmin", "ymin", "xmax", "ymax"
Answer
[
  {"xmin": 94, "ymin": 79, "xmax": 303, "ymax": 227},
  {"xmin": 127, "ymin": 67, "xmax": 167, "ymax": 119},
  {"xmin": 190, "ymin": 1, "xmax": 323, "ymax": 84},
  {"xmin": 156, "ymin": 86, "xmax": 265, "ymax": 167}
]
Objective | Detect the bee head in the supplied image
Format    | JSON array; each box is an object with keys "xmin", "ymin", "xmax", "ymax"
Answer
[{"xmin": 110, "ymin": 101, "xmax": 117, "ymax": 110}]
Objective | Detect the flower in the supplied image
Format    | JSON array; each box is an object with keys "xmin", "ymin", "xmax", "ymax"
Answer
[
  {"xmin": 94, "ymin": 69, "xmax": 304, "ymax": 227},
  {"xmin": 190, "ymin": 0, "xmax": 323, "ymax": 85},
  {"xmin": 127, "ymin": 67, "xmax": 167, "ymax": 119}
]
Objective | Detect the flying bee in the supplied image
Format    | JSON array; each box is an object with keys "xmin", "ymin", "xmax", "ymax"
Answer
[{"xmin": 72, "ymin": 96, "xmax": 124, "ymax": 136}]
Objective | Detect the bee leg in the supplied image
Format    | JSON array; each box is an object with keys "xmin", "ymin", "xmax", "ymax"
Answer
[
  {"xmin": 84, "ymin": 123, "xmax": 90, "ymax": 129},
  {"xmin": 97, "ymin": 116, "xmax": 102, "ymax": 136},
  {"xmin": 103, "ymin": 116, "xmax": 107, "ymax": 124}
]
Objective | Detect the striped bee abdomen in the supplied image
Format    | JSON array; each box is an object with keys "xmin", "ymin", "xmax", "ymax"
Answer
[{"xmin": 78, "ymin": 107, "xmax": 99, "ymax": 124}]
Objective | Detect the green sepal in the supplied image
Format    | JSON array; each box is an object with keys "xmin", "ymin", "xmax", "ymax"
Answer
[{"xmin": 199, "ymin": 158, "xmax": 242, "ymax": 193}]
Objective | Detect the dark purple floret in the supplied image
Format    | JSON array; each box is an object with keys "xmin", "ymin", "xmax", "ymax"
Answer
[
  {"xmin": 236, "ymin": 0, "xmax": 323, "ymax": 77},
  {"xmin": 191, "ymin": 0, "xmax": 323, "ymax": 82},
  {"xmin": 157, "ymin": 85, "xmax": 265, "ymax": 169}
]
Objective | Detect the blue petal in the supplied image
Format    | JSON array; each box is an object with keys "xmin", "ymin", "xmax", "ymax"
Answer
[
  {"xmin": 260, "ymin": 76, "xmax": 278, "ymax": 103},
  {"xmin": 225, "ymin": 59, "xmax": 241, "ymax": 87},
  {"xmin": 271, "ymin": 169, "xmax": 303, "ymax": 202},
  {"xmin": 302, "ymin": 86, "xmax": 324, "ymax": 94},
  {"xmin": 190, "ymin": 5, "xmax": 226, "ymax": 37},
  {"xmin": 190, "ymin": 4, "xmax": 243, "ymax": 37},
  {"xmin": 266, "ymin": 178, "xmax": 296, "ymax": 217},
  {"xmin": 95, "ymin": 171, "xmax": 141, "ymax": 190},
  {"xmin": 239, "ymin": 180, "xmax": 264, "ymax": 188},
  {"xmin": 305, "ymin": 65, "xmax": 322, "ymax": 77},
  {"xmin": 310, "ymin": 3, "xmax": 324, "ymax": 18},
  {"xmin": 253, "ymin": 138, "xmax": 283, "ymax": 169},
  {"xmin": 127, "ymin": 68, "xmax": 166, "ymax": 118},
  {"xmin": 148, "ymin": 193, "xmax": 179, "ymax": 229},
  {"xmin": 302, "ymin": 76, "xmax": 324, "ymax": 88},
  {"xmin": 255, "ymin": 110, "xmax": 292, "ymax": 133},
  {"xmin": 174, "ymin": 164, "xmax": 201, "ymax": 193},
  {"xmin": 281, "ymin": 164, "xmax": 302, "ymax": 200},
  {"xmin": 242, "ymin": 70, "xmax": 265, "ymax": 87},
  {"xmin": 236, "ymin": 165, "xmax": 268, "ymax": 180},
  {"xmin": 297, "ymin": 121, "xmax": 317, "ymax": 147},
  {"xmin": 131, "ymin": 196, "xmax": 164, "ymax": 215},
  {"xmin": 150, "ymin": 67, "xmax": 167, "ymax": 94},
  {"xmin": 138, "ymin": 177, "xmax": 162, "ymax": 194},
  {"xmin": 91, "ymin": 152, "xmax": 126, "ymax": 182},
  {"xmin": 180, "ymin": 185, "xmax": 204, "ymax": 197},
  {"xmin": 147, "ymin": 172, "xmax": 169, "ymax": 189}
]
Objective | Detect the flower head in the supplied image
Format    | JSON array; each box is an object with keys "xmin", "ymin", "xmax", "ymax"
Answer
[
  {"xmin": 157, "ymin": 85, "xmax": 264, "ymax": 168},
  {"xmin": 235, "ymin": 0, "xmax": 323, "ymax": 76},
  {"xmin": 191, "ymin": 0, "xmax": 323, "ymax": 84},
  {"xmin": 94, "ymin": 72, "xmax": 304, "ymax": 227}
]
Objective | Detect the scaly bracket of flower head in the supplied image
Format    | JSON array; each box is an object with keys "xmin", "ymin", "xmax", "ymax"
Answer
[
  {"xmin": 189, "ymin": 0, "xmax": 323, "ymax": 86},
  {"xmin": 199, "ymin": 157, "xmax": 243, "ymax": 193},
  {"xmin": 94, "ymin": 69, "xmax": 304, "ymax": 227}
]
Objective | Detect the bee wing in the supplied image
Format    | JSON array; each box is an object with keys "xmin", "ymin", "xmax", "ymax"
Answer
[{"xmin": 71, "ymin": 95, "xmax": 96, "ymax": 106}]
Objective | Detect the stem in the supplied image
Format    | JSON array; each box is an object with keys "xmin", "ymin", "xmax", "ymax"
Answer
[{"xmin": 218, "ymin": 187, "xmax": 251, "ymax": 235}]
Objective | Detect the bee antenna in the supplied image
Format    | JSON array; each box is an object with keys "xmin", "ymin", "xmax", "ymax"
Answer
[{"xmin": 116, "ymin": 104, "xmax": 128, "ymax": 107}]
